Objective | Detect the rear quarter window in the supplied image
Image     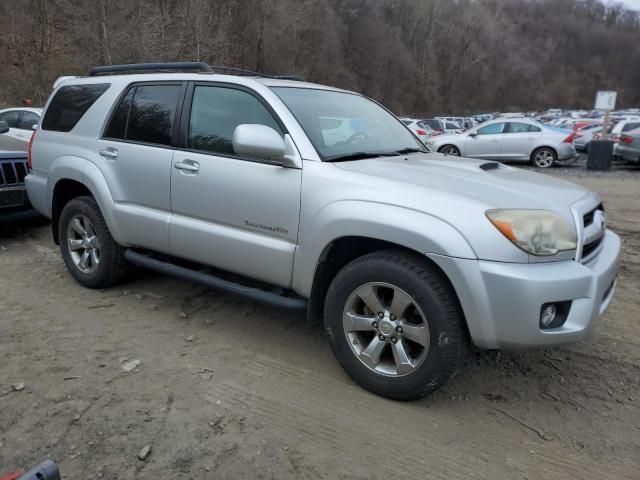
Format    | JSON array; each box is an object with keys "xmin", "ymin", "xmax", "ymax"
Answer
[{"xmin": 42, "ymin": 83, "xmax": 110, "ymax": 132}]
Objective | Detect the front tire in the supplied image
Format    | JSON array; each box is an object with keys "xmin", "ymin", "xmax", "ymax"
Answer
[
  {"xmin": 324, "ymin": 250, "xmax": 467, "ymax": 400},
  {"xmin": 438, "ymin": 145, "xmax": 460, "ymax": 156},
  {"xmin": 531, "ymin": 147, "xmax": 556, "ymax": 168},
  {"xmin": 59, "ymin": 196, "xmax": 127, "ymax": 288}
]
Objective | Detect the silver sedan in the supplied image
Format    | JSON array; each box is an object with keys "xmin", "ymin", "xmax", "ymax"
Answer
[{"xmin": 427, "ymin": 119, "xmax": 578, "ymax": 168}]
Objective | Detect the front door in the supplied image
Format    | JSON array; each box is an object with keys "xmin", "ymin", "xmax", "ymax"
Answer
[
  {"xmin": 169, "ymin": 84, "xmax": 302, "ymax": 287},
  {"xmin": 464, "ymin": 122, "xmax": 506, "ymax": 159}
]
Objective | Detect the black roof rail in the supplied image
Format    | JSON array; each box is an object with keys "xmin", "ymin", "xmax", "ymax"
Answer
[
  {"xmin": 88, "ymin": 62, "xmax": 213, "ymax": 76},
  {"xmin": 87, "ymin": 62, "xmax": 305, "ymax": 81}
]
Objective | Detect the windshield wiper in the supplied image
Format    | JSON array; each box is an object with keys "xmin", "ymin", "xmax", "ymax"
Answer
[
  {"xmin": 393, "ymin": 147, "xmax": 426, "ymax": 155},
  {"xmin": 324, "ymin": 151, "xmax": 399, "ymax": 162},
  {"xmin": 325, "ymin": 148, "xmax": 426, "ymax": 163}
]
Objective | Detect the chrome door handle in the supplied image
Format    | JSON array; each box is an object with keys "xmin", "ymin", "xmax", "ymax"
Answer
[
  {"xmin": 99, "ymin": 148, "xmax": 118, "ymax": 159},
  {"xmin": 174, "ymin": 161, "xmax": 200, "ymax": 172}
]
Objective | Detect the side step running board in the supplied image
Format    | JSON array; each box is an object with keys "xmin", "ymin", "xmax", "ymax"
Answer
[{"xmin": 124, "ymin": 250, "xmax": 308, "ymax": 311}]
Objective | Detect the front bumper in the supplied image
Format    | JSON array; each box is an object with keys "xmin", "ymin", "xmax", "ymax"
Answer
[{"xmin": 428, "ymin": 229, "xmax": 621, "ymax": 348}]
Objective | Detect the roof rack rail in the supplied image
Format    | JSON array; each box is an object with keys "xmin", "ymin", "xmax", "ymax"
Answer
[
  {"xmin": 87, "ymin": 62, "xmax": 305, "ymax": 81},
  {"xmin": 88, "ymin": 62, "xmax": 213, "ymax": 76}
]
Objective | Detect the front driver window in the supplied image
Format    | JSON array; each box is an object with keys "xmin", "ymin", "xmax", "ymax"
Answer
[
  {"xmin": 477, "ymin": 123, "xmax": 505, "ymax": 135},
  {"xmin": 188, "ymin": 86, "xmax": 283, "ymax": 156}
]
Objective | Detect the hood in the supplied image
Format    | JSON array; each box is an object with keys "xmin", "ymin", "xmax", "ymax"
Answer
[{"xmin": 333, "ymin": 153, "xmax": 590, "ymax": 217}]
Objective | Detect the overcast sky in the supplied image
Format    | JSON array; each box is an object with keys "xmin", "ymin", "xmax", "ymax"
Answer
[{"xmin": 606, "ymin": 0, "xmax": 640, "ymax": 10}]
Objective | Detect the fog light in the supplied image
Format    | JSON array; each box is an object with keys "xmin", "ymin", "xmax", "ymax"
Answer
[{"xmin": 540, "ymin": 304, "xmax": 557, "ymax": 327}]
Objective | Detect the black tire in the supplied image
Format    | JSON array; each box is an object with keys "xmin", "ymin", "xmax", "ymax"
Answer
[
  {"xmin": 59, "ymin": 196, "xmax": 127, "ymax": 288},
  {"xmin": 530, "ymin": 147, "xmax": 557, "ymax": 168},
  {"xmin": 438, "ymin": 145, "xmax": 460, "ymax": 156},
  {"xmin": 324, "ymin": 250, "xmax": 467, "ymax": 400}
]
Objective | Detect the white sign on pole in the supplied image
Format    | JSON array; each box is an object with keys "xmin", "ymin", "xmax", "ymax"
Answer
[{"xmin": 595, "ymin": 91, "xmax": 617, "ymax": 110}]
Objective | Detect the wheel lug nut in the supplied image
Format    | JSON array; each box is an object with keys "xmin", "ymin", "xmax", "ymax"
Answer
[
  {"xmin": 391, "ymin": 337, "xmax": 398, "ymax": 343},
  {"xmin": 378, "ymin": 334, "xmax": 385, "ymax": 341},
  {"xmin": 372, "ymin": 321, "xmax": 378, "ymax": 329},
  {"xmin": 395, "ymin": 326, "xmax": 403, "ymax": 333},
  {"xmin": 390, "ymin": 314, "xmax": 396, "ymax": 321},
  {"xmin": 377, "ymin": 312, "xmax": 384, "ymax": 319}
]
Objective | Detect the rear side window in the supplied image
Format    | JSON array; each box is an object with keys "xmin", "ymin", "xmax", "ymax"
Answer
[
  {"xmin": 19, "ymin": 111, "xmax": 40, "ymax": 130},
  {"xmin": 42, "ymin": 84, "xmax": 110, "ymax": 132},
  {"xmin": 104, "ymin": 88, "xmax": 134, "ymax": 139},
  {"xmin": 188, "ymin": 86, "xmax": 283, "ymax": 156},
  {"xmin": 104, "ymin": 84, "xmax": 182, "ymax": 146},
  {"xmin": 127, "ymin": 85, "xmax": 182, "ymax": 146},
  {"xmin": 622, "ymin": 122, "xmax": 640, "ymax": 132}
]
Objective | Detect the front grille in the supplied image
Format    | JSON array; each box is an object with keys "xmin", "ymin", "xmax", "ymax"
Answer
[
  {"xmin": 0, "ymin": 160, "xmax": 29, "ymax": 187},
  {"xmin": 582, "ymin": 236, "xmax": 604, "ymax": 259},
  {"xmin": 583, "ymin": 203, "xmax": 603, "ymax": 228}
]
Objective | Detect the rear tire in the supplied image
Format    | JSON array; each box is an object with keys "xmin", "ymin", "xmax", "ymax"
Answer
[
  {"xmin": 324, "ymin": 250, "xmax": 467, "ymax": 400},
  {"xmin": 531, "ymin": 147, "xmax": 556, "ymax": 168},
  {"xmin": 59, "ymin": 196, "xmax": 127, "ymax": 288},
  {"xmin": 438, "ymin": 145, "xmax": 460, "ymax": 156}
]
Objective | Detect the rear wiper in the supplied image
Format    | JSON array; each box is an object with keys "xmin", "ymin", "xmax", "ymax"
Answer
[{"xmin": 324, "ymin": 151, "xmax": 399, "ymax": 162}]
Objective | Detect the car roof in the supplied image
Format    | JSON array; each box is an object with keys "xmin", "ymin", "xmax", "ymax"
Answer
[
  {"xmin": 55, "ymin": 73, "xmax": 353, "ymax": 94},
  {"xmin": 0, "ymin": 107, "xmax": 43, "ymax": 114}
]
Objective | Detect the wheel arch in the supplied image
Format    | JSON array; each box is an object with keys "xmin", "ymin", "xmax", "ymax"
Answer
[
  {"xmin": 295, "ymin": 201, "xmax": 476, "ymax": 325},
  {"xmin": 530, "ymin": 145, "xmax": 558, "ymax": 162},
  {"xmin": 51, "ymin": 161, "xmax": 123, "ymax": 245}
]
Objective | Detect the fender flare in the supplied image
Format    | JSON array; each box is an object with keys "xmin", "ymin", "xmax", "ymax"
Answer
[{"xmin": 292, "ymin": 200, "xmax": 477, "ymax": 297}]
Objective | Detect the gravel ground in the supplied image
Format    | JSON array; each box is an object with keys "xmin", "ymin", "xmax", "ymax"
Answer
[{"xmin": 1, "ymin": 157, "xmax": 639, "ymax": 479}]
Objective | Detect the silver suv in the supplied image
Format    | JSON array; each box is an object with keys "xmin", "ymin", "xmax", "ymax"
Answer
[{"xmin": 26, "ymin": 63, "xmax": 620, "ymax": 400}]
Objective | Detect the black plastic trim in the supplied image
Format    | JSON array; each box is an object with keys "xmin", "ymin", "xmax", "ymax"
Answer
[
  {"xmin": 124, "ymin": 250, "xmax": 308, "ymax": 310},
  {"xmin": 88, "ymin": 62, "xmax": 213, "ymax": 76}
]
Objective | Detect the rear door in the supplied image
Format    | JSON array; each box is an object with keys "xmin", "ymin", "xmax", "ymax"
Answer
[
  {"xmin": 464, "ymin": 122, "xmax": 506, "ymax": 159},
  {"xmin": 94, "ymin": 82, "xmax": 186, "ymax": 253},
  {"xmin": 500, "ymin": 122, "xmax": 541, "ymax": 161},
  {"xmin": 169, "ymin": 83, "xmax": 302, "ymax": 287}
]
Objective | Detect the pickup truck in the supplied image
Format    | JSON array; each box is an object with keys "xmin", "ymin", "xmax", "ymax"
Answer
[{"xmin": 25, "ymin": 62, "xmax": 620, "ymax": 400}]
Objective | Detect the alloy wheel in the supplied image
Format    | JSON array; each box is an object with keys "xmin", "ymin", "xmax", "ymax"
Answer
[
  {"xmin": 534, "ymin": 149, "xmax": 554, "ymax": 168},
  {"xmin": 67, "ymin": 214, "xmax": 101, "ymax": 273},
  {"xmin": 343, "ymin": 282, "xmax": 430, "ymax": 377}
]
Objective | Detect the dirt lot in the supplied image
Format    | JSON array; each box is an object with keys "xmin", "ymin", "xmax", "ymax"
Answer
[{"xmin": 1, "ymin": 160, "xmax": 639, "ymax": 479}]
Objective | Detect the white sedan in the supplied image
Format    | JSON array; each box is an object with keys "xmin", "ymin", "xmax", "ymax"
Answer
[
  {"xmin": 0, "ymin": 107, "xmax": 42, "ymax": 142},
  {"xmin": 426, "ymin": 118, "xmax": 578, "ymax": 168}
]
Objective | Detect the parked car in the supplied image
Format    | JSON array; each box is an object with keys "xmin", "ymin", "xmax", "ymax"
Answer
[
  {"xmin": 0, "ymin": 107, "xmax": 42, "ymax": 142},
  {"xmin": 26, "ymin": 62, "xmax": 620, "ymax": 400},
  {"xmin": 436, "ymin": 117, "xmax": 469, "ymax": 131},
  {"xmin": 421, "ymin": 118, "xmax": 446, "ymax": 134},
  {"xmin": 573, "ymin": 122, "xmax": 603, "ymax": 152},
  {"xmin": 427, "ymin": 118, "xmax": 577, "ymax": 168},
  {"xmin": 399, "ymin": 118, "xmax": 434, "ymax": 144},
  {"xmin": 614, "ymin": 127, "xmax": 640, "ymax": 164},
  {"xmin": 0, "ymin": 123, "xmax": 35, "ymax": 221}
]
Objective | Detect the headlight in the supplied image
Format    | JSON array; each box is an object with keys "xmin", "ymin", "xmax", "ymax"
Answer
[{"xmin": 486, "ymin": 209, "xmax": 577, "ymax": 256}]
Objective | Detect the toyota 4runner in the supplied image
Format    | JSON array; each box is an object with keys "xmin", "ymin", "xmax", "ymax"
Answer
[{"xmin": 26, "ymin": 63, "xmax": 620, "ymax": 400}]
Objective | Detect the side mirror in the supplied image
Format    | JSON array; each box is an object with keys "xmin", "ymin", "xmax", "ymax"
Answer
[
  {"xmin": 233, "ymin": 124, "xmax": 289, "ymax": 162},
  {"xmin": 0, "ymin": 121, "xmax": 9, "ymax": 134},
  {"xmin": 468, "ymin": 131, "xmax": 477, "ymax": 137}
]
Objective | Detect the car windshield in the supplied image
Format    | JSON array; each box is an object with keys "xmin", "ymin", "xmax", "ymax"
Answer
[{"xmin": 272, "ymin": 87, "xmax": 425, "ymax": 161}]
